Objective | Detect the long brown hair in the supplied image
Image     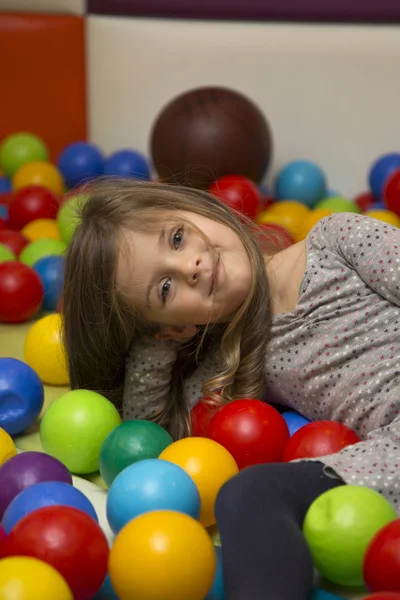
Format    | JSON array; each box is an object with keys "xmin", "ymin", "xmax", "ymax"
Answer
[{"xmin": 62, "ymin": 178, "xmax": 278, "ymax": 439}]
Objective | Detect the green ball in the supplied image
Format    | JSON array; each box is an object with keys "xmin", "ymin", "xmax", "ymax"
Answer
[
  {"xmin": 0, "ymin": 132, "xmax": 49, "ymax": 177},
  {"xmin": 19, "ymin": 238, "xmax": 67, "ymax": 267},
  {"xmin": 57, "ymin": 194, "xmax": 87, "ymax": 244},
  {"xmin": 315, "ymin": 196, "xmax": 361, "ymax": 213},
  {"xmin": 40, "ymin": 389, "xmax": 122, "ymax": 474},
  {"xmin": 303, "ymin": 485, "xmax": 397, "ymax": 586},
  {"xmin": 0, "ymin": 243, "xmax": 16, "ymax": 263},
  {"xmin": 99, "ymin": 420, "xmax": 173, "ymax": 486}
]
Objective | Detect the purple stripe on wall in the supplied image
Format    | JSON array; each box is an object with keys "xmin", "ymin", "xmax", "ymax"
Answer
[{"xmin": 87, "ymin": 0, "xmax": 400, "ymax": 22}]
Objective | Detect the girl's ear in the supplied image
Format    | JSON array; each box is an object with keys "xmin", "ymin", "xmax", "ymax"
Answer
[{"xmin": 155, "ymin": 324, "xmax": 198, "ymax": 342}]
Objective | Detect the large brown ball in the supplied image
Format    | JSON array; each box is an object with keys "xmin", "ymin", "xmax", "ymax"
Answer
[{"xmin": 150, "ymin": 87, "xmax": 272, "ymax": 189}]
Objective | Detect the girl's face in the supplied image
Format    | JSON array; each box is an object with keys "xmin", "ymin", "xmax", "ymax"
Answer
[{"xmin": 117, "ymin": 211, "xmax": 252, "ymax": 329}]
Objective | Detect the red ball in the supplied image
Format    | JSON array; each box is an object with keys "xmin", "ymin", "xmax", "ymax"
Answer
[
  {"xmin": 354, "ymin": 191, "xmax": 376, "ymax": 213},
  {"xmin": 0, "ymin": 505, "xmax": 109, "ymax": 600},
  {"xmin": 209, "ymin": 175, "xmax": 262, "ymax": 219},
  {"xmin": 362, "ymin": 595, "xmax": 400, "ymax": 600},
  {"xmin": 0, "ymin": 261, "xmax": 44, "ymax": 323},
  {"xmin": 256, "ymin": 222, "xmax": 294, "ymax": 249},
  {"xmin": 282, "ymin": 420, "xmax": 360, "ymax": 462},
  {"xmin": 363, "ymin": 519, "xmax": 400, "ymax": 593},
  {"xmin": 208, "ymin": 399, "xmax": 290, "ymax": 469},
  {"xmin": 8, "ymin": 185, "xmax": 60, "ymax": 230},
  {"xmin": 0, "ymin": 525, "xmax": 6, "ymax": 544},
  {"xmin": 0, "ymin": 229, "xmax": 29, "ymax": 257},
  {"xmin": 0, "ymin": 217, "xmax": 8, "ymax": 231},
  {"xmin": 191, "ymin": 398, "xmax": 221, "ymax": 437},
  {"xmin": 384, "ymin": 169, "xmax": 400, "ymax": 216}
]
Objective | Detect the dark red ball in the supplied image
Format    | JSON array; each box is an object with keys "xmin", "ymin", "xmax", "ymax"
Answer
[
  {"xmin": 8, "ymin": 185, "xmax": 60, "ymax": 230},
  {"xmin": 0, "ymin": 505, "xmax": 109, "ymax": 600},
  {"xmin": 363, "ymin": 519, "xmax": 400, "ymax": 593},
  {"xmin": 0, "ymin": 217, "xmax": 8, "ymax": 231},
  {"xmin": 283, "ymin": 420, "xmax": 360, "ymax": 462},
  {"xmin": 0, "ymin": 261, "xmax": 44, "ymax": 323},
  {"xmin": 354, "ymin": 191, "xmax": 376, "ymax": 212},
  {"xmin": 208, "ymin": 399, "xmax": 289, "ymax": 469},
  {"xmin": 0, "ymin": 229, "xmax": 29, "ymax": 257},
  {"xmin": 191, "ymin": 398, "xmax": 221, "ymax": 437},
  {"xmin": 384, "ymin": 169, "xmax": 400, "ymax": 216}
]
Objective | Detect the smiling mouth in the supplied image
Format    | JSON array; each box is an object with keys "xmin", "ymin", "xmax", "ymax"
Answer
[{"xmin": 209, "ymin": 254, "xmax": 220, "ymax": 295}]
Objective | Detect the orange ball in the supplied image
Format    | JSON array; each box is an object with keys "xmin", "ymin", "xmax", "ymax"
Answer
[
  {"xmin": 365, "ymin": 209, "xmax": 400, "ymax": 228},
  {"xmin": 295, "ymin": 208, "xmax": 334, "ymax": 241},
  {"xmin": 13, "ymin": 162, "xmax": 65, "ymax": 195}
]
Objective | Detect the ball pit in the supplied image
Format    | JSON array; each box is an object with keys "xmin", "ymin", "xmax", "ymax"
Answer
[
  {"xmin": 0, "ymin": 229, "xmax": 29, "ymax": 256},
  {"xmin": 19, "ymin": 237, "xmax": 66, "ymax": 267},
  {"xmin": 24, "ymin": 313, "xmax": 69, "ymax": 385},
  {"xmin": 0, "ymin": 556, "xmax": 73, "ymax": 600}
]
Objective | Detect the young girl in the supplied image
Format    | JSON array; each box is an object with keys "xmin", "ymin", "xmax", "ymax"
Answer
[{"xmin": 63, "ymin": 178, "xmax": 400, "ymax": 600}]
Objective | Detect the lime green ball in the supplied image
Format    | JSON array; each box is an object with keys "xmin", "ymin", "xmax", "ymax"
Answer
[
  {"xmin": 315, "ymin": 196, "xmax": 361, "ymax": 213},
  {"xmin": 0, "ymin": 132, "xmax": 49, "ymax": 177},
  {"xmin": 99, "ymin": 420, "xmax": 173, "ymax": 486},
  {"xmin": 57, "ymin": 194, "xmax": 87, "ymax": 244},
  {"xmin": 19, "ymin": 238, "xmax": 67, "ymax": 267},
  {"xmin": 303, "ymin": 485, "xmax": 397, "ymax": 586},
  {"xmin": 40, "ymin": 389, "xmax": 122, "ymax": 474},
  {"xmin": 0, "ymin": 243, "xmax": 16, "ymax": 263}
]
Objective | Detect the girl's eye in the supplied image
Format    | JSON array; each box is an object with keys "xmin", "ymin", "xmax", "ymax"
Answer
[
  {"xmin": 161, "ymin": 279, "xmax": 171, "ymax": 303},
  {"xmin": 172, "ymin": 227, "xmax": 184, "ymax": 249}
]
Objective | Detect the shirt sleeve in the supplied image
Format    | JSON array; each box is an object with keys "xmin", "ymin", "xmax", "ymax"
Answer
[{"xmin": 311, "ymin": 213, "xmax": 400, "ymax": 307}]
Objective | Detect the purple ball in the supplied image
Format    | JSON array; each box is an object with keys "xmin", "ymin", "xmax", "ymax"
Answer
[{"xmin": 0, "ymin": 451, "xmax": 72, "ymax": 519}]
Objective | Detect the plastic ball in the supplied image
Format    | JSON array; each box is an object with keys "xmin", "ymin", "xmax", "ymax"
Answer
[
  {"xmin": 106, "ymin": 458, "xmax": 201, "ymax": 534},
  {"xmin": 294, "ymin": 208, "xmax": 333, "ymax": 241},
  {"xmin": 40, "ymin": 389, "xmax": 121, "ymax": 474},
  {"xmin": 362, "ymin": 595, "xmax": 400, "ymax": 600},
  {"xmin": 104, "ymin": 149, "xmax": 150, "ymax": 180},
  {"xmin": 0, "ymin": 357, "xmax": 44, "ymax": 436},
  {"xmin": 0, "ymin": 217, "xmax": 8, "ymax": 230},
  {"xmin": 33, "ymin": 255, "xmax": 65, "ymax": 311},
  {"xmin": 191, "ymin": 398, "xmax": 221, "ymax": 437},
  {"xmin": 257, "ymin": 202, "xmax": 309, "ymax": 240},
  {"xmin": 0, "ymin": 451, "xmax": 72, "ymax": 520},
  {"xmin": 8, "ymin": 186, "xmax": 59, "ymax": 230},
  {"xmin": 0, "ymin": 525, "xmax": 5, "ymax": 544},
  {"xmin": 0, "ymin": 243, "xmax": 15, "ymax": 263},
  {"xmin": 1, "ymin": 505, "xmax": 109, "ymax": 600},
  {"xmin": 109, "ymin": 510, "xmax": 216, "ymax": 600},
  {"xmin": 275, "ymin": 160, "xmax": 327, "ymax": 207},
  {"xmin": 0, "ymin": 177, "xmax": 11, "ymax": 194},
  {"xmin": 56, "ymin": 193, "xmax": 86, "ymax": 244},
  {"xmin": 99, "ymin": 420, "xmax": 173, "ymax": 487},
  {"xmin": 384, "ymin": 169, "xmax": 400, "ymax": 216},
  {"xmin": 315, "ymin": 196, "xmax": 361, "ymax": 213},
  {"xmin": 310, "ymin": 590, "xmax": 345, "ymax": 600},
  {"xmin": 208, "ymin": 399, "xmax": 289, "ymax": 469},
  {"xmin": 0, "ymin": 261, "xmax": 44, "ymax": 323},
  {"xmin": 369, "ymin": 153, "xmax": 400, "ymax": 200},
  {"xmin": 0, "ymin": 229, "xmax": 29, "ymax": 256},
  {"xmin": 24, "ymin": 313, "xmax": 69, "ymax": 385},
  {"xmin": 19, "ymin": 238, "xmax": 66, "ymax": 267},
  {"xmin": 209, "ymin": 175, "xmax": 262, "ymax": 219},
  {"xmin": 0, "ymin": 132, "xmax": 49, "ymax": 178},
  {"xmin": 281, "ymin": 410, "xmax": 311, "ymax": 436},
  {"xmin": 95, "ymin": 573, "xmax": 119, "ymax": 599},
  {"xmin": 365, "ymin": 209, "xmax": 400, "ymax": 228},
  {"xmin": 363, "ymin": 519, "xmax": 400, "ymax": 593},
  {"xmin": 0, "ymin": 428, "xmax": 17, "ymax": 467},
  {"xmin": 13, "ymin": 161, "xmax": 64, "ymax": 195},
  {"xmin": 283, "ymin": 420, "xmax": 360, "ymax": 462},
  {"xmin": 58, "ymin": 142, "xmax": 104, "ymax": 189},
  {"xmin": 303, "ymin": 485, "xmax": 398, "ymax": 586},
  {"xmin": 0, "ymin": 205, "xmax": 8, "ymax": 220},
  {"xmin": 205, "ymin": 546, "xmax": 225, "ymax": 600},
  {"xmin": 256, "ymin": 221, "xmax": 294, "ymax": 249},
  {"xmin": 354, "ymin": 191, "xmax": 376, "ymax": 213},
  {"xmin": 2, "ymin": 480, "xmax": 98, "ymax": 534},
  {"xmin": 159, "ymin": 437, "xmax": 238, "ymax": 527},
  {"xmin": 21, "ymin": 218, "xmax": 61, "ymax": 242},
  {"xmin": 0, "ymin": 556, "xmax": 73, "ymax": 600}
]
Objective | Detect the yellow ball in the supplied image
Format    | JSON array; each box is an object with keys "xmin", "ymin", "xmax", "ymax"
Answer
[
  {"xmin": 159, "ymin": 437, "xmax": 238, "ymax": 527},
  {"xmin": 366, "ymin": 209, "xmax": 400, "ymax": 228},
  {"xmin": 109, "ymin": 510, "xmax": 216, "ymax": 600},
  {"xmin": 0, "ymin": 556, "xmax": 73, "ymax": 600},
  {"xmin": 13, "ymin": 161, "xmax": 64, "ymax": 195},
  {"xmin": 24, "ymin": 313, "xmax": 69, "ymax": 385},
  {"xmin": 0, "ymin": 427, "xmax": 17, "ymax": 466},
  {"xmin": 21, "ymin": 218, "xmax": 62, "ymax": 241},
  {"xmin": 257, "ymin": 210, "xmax": 302, "ymax": 240},
  {"xmin": 265, "ymin": 200, "xmax": 310, "ymax": 219},
  {"xmin": 294, "ymin": 208, "xmax": 334, "ymax": 242}
]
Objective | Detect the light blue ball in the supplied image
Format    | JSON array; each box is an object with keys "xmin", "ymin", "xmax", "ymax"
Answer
[
  {"xmin": 206, "ymin": 546, "xmax": 225, "ymax": 600},
  {"xmin": 2, "ymin": 480, "xmax": 98, "ymax": 534},
  {"xmin": 57, "ymin": 141, "xmax": 104, "ymax": 189},
  {"xmin": 310, "ymin": 589, "xmax": 345, "ymax": 600},
  {"xmin": 275, "ymin": 160, "xmax": 327, "ymax": 208},
  {"xmin": 106, "ymin": 458, "xmax": 201, "ymax": 534},
  {"xmin": 104, "ymin": 149, "xmax": 150, "ymax": 180},
  {"xmin": 369, "ymin": 153, "xmax": 400, "ymax": 200},
  {"xmin": 33, "ymin": 255, "xmax": 65, "ymax": 312},
  {"xmin": 282, "ymin": 410, "xmax": 311, "ymax": 437}
]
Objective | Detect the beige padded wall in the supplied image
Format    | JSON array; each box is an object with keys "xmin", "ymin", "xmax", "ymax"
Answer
[{"xmin": 87, "ymin": 16, "xmax": 400, "ymax": 196}]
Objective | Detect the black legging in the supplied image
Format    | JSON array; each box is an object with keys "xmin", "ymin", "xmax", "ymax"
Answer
[{"xmin": 215, "ymin": 461, "xmax": 343, "ymax": 600}]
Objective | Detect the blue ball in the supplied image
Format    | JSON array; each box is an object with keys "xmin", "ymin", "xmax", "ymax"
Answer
[
  {"xmin": 104, "ymin": 149, "xmax": 150, "ymax": 180},
  {"xmin": 106, "ymin": 458, "xmax": 201, "ymax": 534},
  {"xmin": 2, "ymin": 480, "xmax": 98, "ymax": 534},
  {"xmin": 369, "ymin": 153, "xmax": 400, "ymax": 200},
  {"xmin": 206, "ymin": 546, "xmax": 225, "ymax": 600},
  {"xmin": 0, "ymin": 358, "xmax": 44, "ymax": 436},
  {"xmin": 275, "ymin": 160, "xmax": 327, "ymax": 208},
  {"xmin": 94, "ymin": 573, "xmax": 119, "ymax": 599},
  {"xmin": 0, "ymin": 177, "xmax": 11, "ymax": 194},
  {"xmin": 33, "ymin": 255, "xmax": 65, "ymax": 312},
  {"xmin": 57, "ymin": 141, "xmax": 104, "ymax": 189},
  {"xmin": 282, "ymin": 410, "xmax": 310, "ymax": 437},
  {"xmin": 310, "ymin": 589, "xmax": 345, "ymax": 600},
  {"xmin": 369, "ymin": 199, "xmax": 387, "ymax": 210},
  {"xmin": 0, "ymin": 204, "xmax": 8, "ymax": 220}
]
